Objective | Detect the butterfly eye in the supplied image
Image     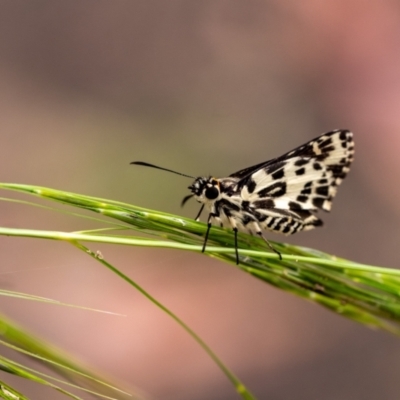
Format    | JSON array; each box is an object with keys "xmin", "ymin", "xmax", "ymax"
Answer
[{"xmin": 205, "ymin": 186, "xmax": 219, "ymax": 200}]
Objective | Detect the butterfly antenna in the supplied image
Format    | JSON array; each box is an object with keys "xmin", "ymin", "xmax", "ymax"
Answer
[{"xmin": 131, "ymin": 161, "xmax": 195, "ymax": 179}]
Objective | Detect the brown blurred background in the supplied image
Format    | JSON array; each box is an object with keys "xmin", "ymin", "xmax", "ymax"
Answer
[{"xmin": 1, "ymin": 1, "xmax": 400, "ymax": 399}]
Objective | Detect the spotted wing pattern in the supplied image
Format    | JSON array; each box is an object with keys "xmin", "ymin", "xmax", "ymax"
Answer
[{"xmin": 233, "ymin": 129, "xmax": 354, "ymax": 235}]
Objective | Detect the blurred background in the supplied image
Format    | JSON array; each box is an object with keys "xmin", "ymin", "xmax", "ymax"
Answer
[{"xmin": 1, "ymin": 1, "xmax": 400, "ymax": 399}]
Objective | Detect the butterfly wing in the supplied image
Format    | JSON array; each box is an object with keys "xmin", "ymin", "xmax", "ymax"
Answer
[
  {"xmin": 236, "ymin": 129, "xmax": 354, "ymax": 233},
  {"xmin": 229, "ymin": 160, "xmax": 270, "ymax": 179}
]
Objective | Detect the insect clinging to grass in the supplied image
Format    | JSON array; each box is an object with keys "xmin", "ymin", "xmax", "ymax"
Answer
[{"xmin": 131, "ymin": 129, "xmax": 354, "ymax": 264}]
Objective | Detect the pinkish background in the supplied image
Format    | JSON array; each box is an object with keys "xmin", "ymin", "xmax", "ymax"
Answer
[{"xmin": 1, "ymin": 2, "xmax": 400, "ymax": 399}]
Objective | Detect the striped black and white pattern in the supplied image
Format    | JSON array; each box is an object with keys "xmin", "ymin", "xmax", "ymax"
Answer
[
  {"xmin": 187, "ymin": 129, "xmax": 354, "ymax": 262},
  {"xmin": 132, "ymin": 129, "xmax": 354, "ymax": 264}
]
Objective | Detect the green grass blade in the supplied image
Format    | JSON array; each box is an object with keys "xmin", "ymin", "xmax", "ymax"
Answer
[
  {"xmin": 0, "ymin": 289, "xmax": 124, "ymax": 316},
  {"xmin": 72, "ymin": 241, "xmax": 256, "ymax": 400},
  {"xmin": 0, "ymin": 353, "xmax": 125, "ymax": 400},
  {"xmin": 2, "ymin": 182, "xmax": 400, "ymax": 397},
  {"xmin": 0, "ymin": 380, "xmax": 27, "ymax": 400},
  {"xmin": 0, "ymin": 313, "xmax": 135, "ymax": 399},
  {"xmin": 2, "ymin": 183, "xmax": 400, "ymax": 333},
  {"xmin": 0, "ymin": 356, "xmax": 83, "ymax": 400}
]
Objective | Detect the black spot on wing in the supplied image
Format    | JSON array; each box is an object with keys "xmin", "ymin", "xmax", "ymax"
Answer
[
  {"xmin": 265, "ymin": 160, "xmax": 287, "ymax": 174},
  {"xmin": 297, "ymin": 195, "xmax": 308, "ymax": 203},
  {"xmin": 321, "ymin": 145, "xmax": 335, "ymax": 153},
  {"xmin": 266, "ymin": 218, "xmax": 275, "ymax": 228},
  {"xmin": 301, "ymin": 187, "xmax": 311, "ymax": 195},
  {"xmin": 246, "ymin": 178, "xmax": 257, "ymax": 193},
  {"xmin": 316, "ymin": 153, "xmax": 329, "ymax": 161},
  {"xmin": 272, "ymin": 169, "xmax": 285, "ymax": 180},
  {"xmin": 313, "ymin": 162, "xmax": 322, "ymax": 170},
  {"xmin": 327, "ymin": 165, "xmax": 347, "ymax": 179},
  {"xmin": 289, "ymin": 201, "xmax": 302, "ymax": 210},
  {"xmin": 316, "ymin": 186, "xmax": 329, "ymax": 196},
  {"xmin": 295, "ymin": 168, "xmax": 305, "ymax": 176},
  {"xmin": 258, "ymin": 181, "xmax": 287, "ymax": 198},
  {"xmin": 294, "ymin": 209, "xmax": 314, "ymax": 219},
  {"xmin": 311, "ymin": 218, "xmax": 323, "ymax": 227},
  {"xmin": 312, "ymin": 197, "xmax": 325, "ymax": 209},
  {"xmin": 319, "ymin": 137, "xmax": 333, "ymax": 148},
  {"xmin": 253, "ymin": 199, "xmax": 275, "ymax": 209},
  {"xmin": 339, "ymin": 130, "xmax": 348, "ymax": 141},
  {"xmin": 294, "ymin": 158, "xmax": 309, "ymax": 167}
]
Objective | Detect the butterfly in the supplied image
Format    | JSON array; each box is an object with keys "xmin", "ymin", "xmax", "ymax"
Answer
[{"xmin": 131, "ymin": 129, "xmax": 354, "ymax": 264}]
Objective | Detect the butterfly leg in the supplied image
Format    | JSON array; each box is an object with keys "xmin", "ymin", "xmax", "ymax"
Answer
[
  {"xmin": 256, "ymin": 231, "xmax": 282, "ymax": 260},
  {"xmin": 194, "ymin": 204, "xmax": 205, "ymax": 221},
  {"xmin": 224, "ymin": 215, "xmax": 240, "ymax": 265},
  {"xmin": 233, "ymin": 227, "xmax": 239, "ymax": 265},
  {"xmin": 202, "ymin": 213, "xmax": 215, "ymax": 253}
]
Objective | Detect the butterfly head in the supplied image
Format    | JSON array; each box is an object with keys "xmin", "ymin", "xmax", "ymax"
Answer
[
  {"xmin": 189, "ymin": 177, "xmax": 221, "ymax": 203},
  {"xmin": 130, "ymin": 161, "xmax": 223, "ymax": 207}
]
